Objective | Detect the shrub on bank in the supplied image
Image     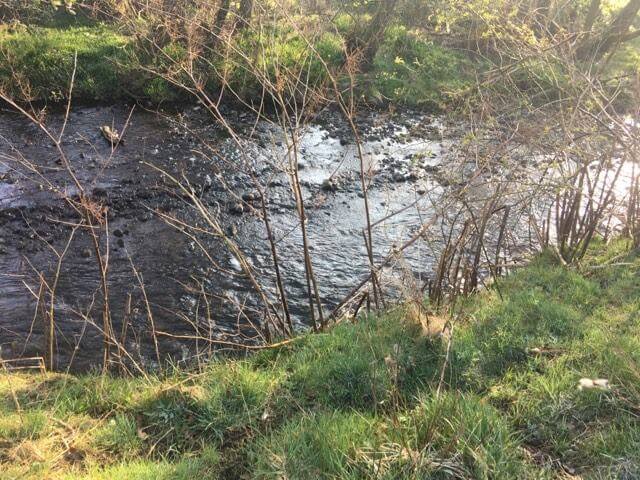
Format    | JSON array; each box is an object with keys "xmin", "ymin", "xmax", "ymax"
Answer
[{"xmin": 367, "ymin": 26, "xmax": 474, "ymax": 109}]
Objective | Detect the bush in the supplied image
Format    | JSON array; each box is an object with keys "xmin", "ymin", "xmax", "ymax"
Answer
[{"xmin": 369, "ymin": 26, "xmax": 474, "ymax": 108}]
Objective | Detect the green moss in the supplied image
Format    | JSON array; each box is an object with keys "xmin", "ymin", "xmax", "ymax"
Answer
[{"xmin": 215, "ymin": 26, "xmax": 345, "ymax": 102}]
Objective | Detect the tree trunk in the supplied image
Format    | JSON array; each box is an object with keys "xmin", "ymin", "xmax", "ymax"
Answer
[
  {"xmin": 212, "ymin": 0, "xmax": 231, "ymax": 36},
  {"xmin": 577, "ymin": 0, "xmax": 640, "ymax": 60},
  {"xmin": 583, "ymin": 0, "xmax": 601, "ymax": 33}
]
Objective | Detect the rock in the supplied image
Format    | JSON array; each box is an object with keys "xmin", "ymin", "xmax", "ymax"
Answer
[
  {"xmin": 230, "ymin": 202, "xmax": 245, "ymax": 215},
  {"xmin": 392, "ymin": 171, "xmax": 406, "ymax": 183},
  {"xmin": 113, "ymin": 228, "xmax": 123, "ymax": 238},
  {"xmin": 578, "ymin": 378, "xmax": 610, "ymax": 391},
  {"xmin": 227, "ymin": 224, "xmax": 238, "ymax": 236},
  {"xmin": 203, "ymin": 174, "xmax": 213, "ymax": 190},
  {"xmin": 229, "ymin": 256, "xmax": 242, "ymax": 272},
  {"xmin": 92, "ymin": 186, "xmax": 107, "ymax": 198},
  {"xmin": 100, "ymin": 125, "xmax": 122, "ymax": 145},
  {"xmin": 117, "ymin": 238, "xmax": 125, "ymax": 248},
  {"xmin": 81, "ymin": 248, "xmax": 91, "ymax": 258},
  {"xmin": 321, "ymin": 178, "xmax": 338, "ymax": 192},
  {"xmin": 181, "ymin": 295, "xmax": 197, "ymax": 309},
  {"xmin": 242, "ymin": 192, "xmax": 256, "ymax": 202},
  {"xmin": 437, "ymin": 176, "xmax": 452, "ymax": 187}
]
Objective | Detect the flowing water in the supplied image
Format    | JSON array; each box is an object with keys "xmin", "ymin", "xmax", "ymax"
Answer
[
  {"xmin": 6, "ymin": 104, "xmax": 632, "ymax": 371},
  {"xmin": 0, "ymin": 105, "xmax": 462, "ymax": 370}
]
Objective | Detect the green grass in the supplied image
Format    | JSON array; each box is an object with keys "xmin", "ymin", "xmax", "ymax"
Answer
[
  {"xmin": 0, "ymin": 16, "xmax": 471, "ymax": 108},
  {"xmin": 1, "ymin": 240, "xmax": 639, "ymax": 478},
  {"xmin": 0, "ymin": 23, "xmax": 136, "ymax": 102},
  {"xmin": 367, "ymin": 25, "xmax": 474, "ymax": 108}
]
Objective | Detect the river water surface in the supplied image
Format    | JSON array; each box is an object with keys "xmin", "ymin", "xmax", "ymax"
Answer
[{"xmin": 0, "ymin": 104, "xmax": 523, "ymax": 369}]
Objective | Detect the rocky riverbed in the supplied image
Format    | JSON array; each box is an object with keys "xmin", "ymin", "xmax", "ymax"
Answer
[{"xmin": 0, "ymin": 104, "xmax": 461, "ymax": 370}]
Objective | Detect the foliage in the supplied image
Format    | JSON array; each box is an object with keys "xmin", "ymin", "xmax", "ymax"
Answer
[
  {"xmin": 368, "ymin": 25, "xmax": 473, "ymax": 108},
  {"xmin": 0, "ymin": 4, "xmax": 472, "ymax": 108}
]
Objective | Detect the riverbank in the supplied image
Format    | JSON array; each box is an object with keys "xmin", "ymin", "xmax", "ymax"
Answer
[
  {"xmin": 0, "ymin": 12, "xmax": 472, "ymax": 109},
  {"xmin": 2, "ymin": 239, "xmax": 638, "ymax": 479}
]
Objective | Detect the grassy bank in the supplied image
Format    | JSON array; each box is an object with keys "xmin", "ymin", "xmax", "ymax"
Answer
[
  {"xmin": 1, "ymin": 239, "xmax": 639, "ymax": 479},
  {"xmin": 0, "ymin": 12, "xmax": 472, "ymax": 108},
  {"xmin": 3, "ymin": 2, "xmax": 640, "ymax": 111},
  {"xmin": 0, "ymin": 23, "xmax": 135, "ymax": 102}
]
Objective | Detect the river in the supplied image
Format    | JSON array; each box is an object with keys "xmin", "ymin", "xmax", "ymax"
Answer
[{"xmin": 0, "ymin": 104, "xmax": 464, "ymax": 370}]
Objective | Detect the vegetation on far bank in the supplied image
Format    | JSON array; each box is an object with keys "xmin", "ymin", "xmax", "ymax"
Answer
[
  {"xmin": 1, "ymin": 239, "xmax": 639, "ymax": 479},
  {"xmin": 3, "ymin": 0, "xmax": 639, "ymax": 110},
  {"xmin": 0, "ymin": 7, "xmax": 473, "ymax": 108}
]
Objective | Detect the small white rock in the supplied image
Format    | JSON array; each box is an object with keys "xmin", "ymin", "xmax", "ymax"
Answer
[
  {"xmin": 578, "ymin": 378, "xmax": 594, "ymax": 390},
  {"xmin": 578, "ymin": 377, "xmax": 610, "ymax": 391},
  {"xmin": 592, "ymin": 378, "xmax": 610, "ymax": 389},
  {"xmin": 229, "ymin": 256, "xmax": 242, "ymax": 272}
]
